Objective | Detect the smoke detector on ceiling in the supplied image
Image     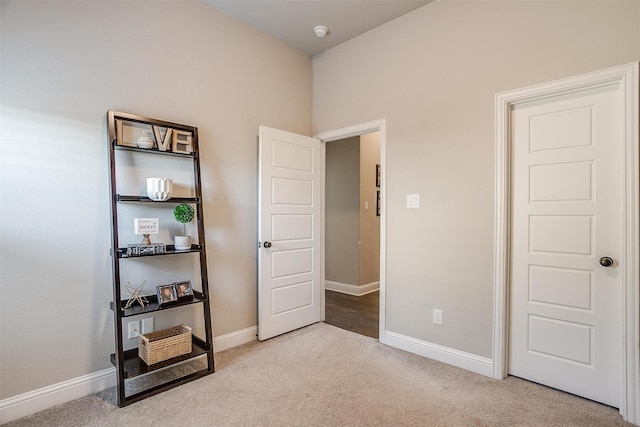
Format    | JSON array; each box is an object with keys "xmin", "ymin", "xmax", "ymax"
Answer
[{"xmin": 313, "ymin": 25, "xmax": 329, "ymax": 38}]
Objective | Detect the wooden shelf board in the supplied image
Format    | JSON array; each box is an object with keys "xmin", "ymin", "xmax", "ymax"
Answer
[
  {"xmin": 115, "ymin": 195, "xmax": 200, "ymax": 203},
  {"xmin": 117, "ymin": 244, "xmax": 202, "ymax": 259},
  {"xmin": 111, "ymin": 336, "xmax": 210, "ymax": 379},
  {"xmin": 111, "ymin": 291, "xmax": 206, "ymax": 317},
  {"xmin": 121, "ymin": 369, "xmax": 212, "ymax": 407},
  {"xmin": 112, "ymin": 144, "xmax": 196, "ymax": 158}
]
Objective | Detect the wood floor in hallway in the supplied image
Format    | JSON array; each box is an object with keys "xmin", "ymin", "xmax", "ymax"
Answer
[{"xmin": 324, "ymin": 290, "xmax": 379, "ymax": 339}]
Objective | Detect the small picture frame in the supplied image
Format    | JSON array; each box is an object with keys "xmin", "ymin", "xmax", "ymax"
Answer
[
  {"xmin": 134, "ymin": 218, "xmax": 159, "ymax": 235},
  {"xmin": 376, "ymin": 164, "xmax": 381, "ymax": 188},
  {"xmin": 376, "ymin": 190, "xmax": 381, "ymax": 217},
  {"xmin": 156, "ymin": 284, "xmax": 177, "ymax": 306},
  {"xmin": 172, "ymin": 130, "xmax": 193, "ymax": 154},
  {"xmin": 174, "ymin": 280, "xmax": 194, "ymax": 300}
]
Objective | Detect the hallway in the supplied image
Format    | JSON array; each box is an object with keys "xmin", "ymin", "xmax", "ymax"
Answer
[{"xmin": 324, "ymin": 290, "xmax": 379, "ymax": 339}]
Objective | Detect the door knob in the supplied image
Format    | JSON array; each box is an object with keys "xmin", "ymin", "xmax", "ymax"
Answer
[
  {"xmin": 263, "ymin": 241, "xmax": 272, "ymax": 248},
  {"xmin": 599, "ymin": 257, "xmax": 614, "ymax": 267}
]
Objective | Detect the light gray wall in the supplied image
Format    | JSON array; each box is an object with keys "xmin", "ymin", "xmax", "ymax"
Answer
[
  {"xmin": 313, "ymin": 0, "xmax": 640, "ymax": 357},
  {"xmin": 0, "ymin": 0, "xmax": 311, "ymax": 399},
  {"xmin": 359, "ymin": 132, "xmax": 381, "ymax": 286},
  {"xmin": 325, "ymin": 137, "xmax": 360, "ymax": 285}
]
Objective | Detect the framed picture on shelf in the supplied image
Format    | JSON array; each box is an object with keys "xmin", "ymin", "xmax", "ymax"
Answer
[
  {"xmin": 172, "ymin": 130, "xmax": 193, "ymax": 154},
  {"xmin": 134, "ymin": 218, "xmax": 159, "ymax": 235},
  {"xmin": 175, "ymin": 280, "xmax": 194, "ymax": 300},
  {"xmin": 157, "ymin": 284, "xmax": 177, "ymax": 306}
]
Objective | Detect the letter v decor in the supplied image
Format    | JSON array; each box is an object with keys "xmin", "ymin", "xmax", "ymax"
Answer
[{"xmin": 153, "ymin": 126, "xmax": 173, "ymax": 151}]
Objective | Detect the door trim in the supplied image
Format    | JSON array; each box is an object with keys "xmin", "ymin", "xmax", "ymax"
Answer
[
  {"xmin": 493, "ymin": 63, "xmax": 639, "ymax": 423},
  {"xmin": 315, "ymin": 119, "xmax": 387, "ymax": 343}
]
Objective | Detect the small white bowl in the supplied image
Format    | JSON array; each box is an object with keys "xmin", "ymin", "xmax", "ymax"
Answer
[{"xmin": 137, "ymin": 136, "xmax": 154, "ymax": 149}]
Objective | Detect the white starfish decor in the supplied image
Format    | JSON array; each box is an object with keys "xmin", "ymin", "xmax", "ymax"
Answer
[{"xmin": 124, "ymin": 280, "xmax": 149, "ymax": 309}]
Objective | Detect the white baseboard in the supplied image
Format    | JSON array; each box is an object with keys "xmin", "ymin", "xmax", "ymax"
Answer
[
  {"xmin": 383, "ymin": 330, "xmax": 494, "ymax": 377},
  {"xmin": 213, "ymin": 326, "xmax": 257, "ymax": 353},
  {"xmin": 0, "ymin": 367, "xmax": 116, "ymax": 424},
  {"xmin": 325, "ymin": 280, "xmax": 380, "ymax": 296},
  {"xmin": 0, "ymin": 326, "xmax": 258, "ymax": 424}
]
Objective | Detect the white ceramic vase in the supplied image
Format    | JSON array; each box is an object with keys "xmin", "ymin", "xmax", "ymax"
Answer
[
  {"xmin": 174, "ymin": 235, "xmax": 191, "ymax": 251},
  {"xmin": 146, "ymin": 178, "xmax": 173, "ymax": 201}
]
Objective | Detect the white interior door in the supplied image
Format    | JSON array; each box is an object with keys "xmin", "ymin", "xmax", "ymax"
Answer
[
  {"xmin": 509, "ymin": 83, "xmax": 623, "ymax": 406},
  {"xmin": 258, "ymin": 126, "xmax": 322, "ymax": 341}
]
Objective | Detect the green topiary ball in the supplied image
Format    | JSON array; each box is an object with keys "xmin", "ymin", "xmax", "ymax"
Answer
[{"xmin": 173, "ymin": 204, "xmax": 195, "ymax": 224}]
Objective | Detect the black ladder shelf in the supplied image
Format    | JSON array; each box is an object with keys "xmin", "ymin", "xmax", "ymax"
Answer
[{"xmin": 106, "ymin": 110, "xmax": 214, "ymax": 407}]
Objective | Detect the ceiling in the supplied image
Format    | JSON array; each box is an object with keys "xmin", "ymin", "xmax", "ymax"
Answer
[{"xmin": 203, "ymin": 0, "xmax": 432, "ymax": 56}]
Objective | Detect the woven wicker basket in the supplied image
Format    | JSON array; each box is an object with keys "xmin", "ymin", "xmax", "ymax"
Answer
[{"xmin": 139, "ymin": 324, "xmax": 192, "ymax": 365}]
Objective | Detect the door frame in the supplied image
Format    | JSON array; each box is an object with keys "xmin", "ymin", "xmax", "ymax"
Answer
[
  {"xmin": 315, "ymin": 119, "xmax": 387, "ymax": 343},
  {"xmin": 492, "ymin": 63, "xmax": 639, "ymax": 423}
]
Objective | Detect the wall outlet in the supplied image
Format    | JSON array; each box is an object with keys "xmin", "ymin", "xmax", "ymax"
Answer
[
  {"xmin": 128, "ymin": 320, "xmax": 140, "ymax": 339},
  {"xmin": 433, "ymin": 309, "xmax": 443, "ymax": 325},
  {"xmin": 141, "ymin": 317, "xmax": 154, "ymax": 334}
]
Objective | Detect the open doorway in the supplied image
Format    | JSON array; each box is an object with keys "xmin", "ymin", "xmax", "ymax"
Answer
[{"xmin": 323, "ymin": 131, "xmax": 381, "ymax": 339}]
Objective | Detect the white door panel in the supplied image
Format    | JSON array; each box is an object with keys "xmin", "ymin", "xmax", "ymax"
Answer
[
  {"xmin": 258, "ymin": 126, "xmax": 321, "ymax": 341},
  {"xmin": 272, "ymin": 177, "xmax": 313, "ymax": 205},
  {"xmin": 528, "ymin": 215, "xmax": 593, "ymax": 255},
  {"xmin": 529, "ymin": 106, "xmax": 593, "ymax": 151},
  {"xmin": 509, "ymin": 84, "xmax": 622, "ymax": 406},
  {"xmin": 528, "ymin": 265, "xmax": 593, "ymax": 310},
  {"xmin": 527, "ymin": 315, "xmax": 592, "ymax": 364},
  {"xmin": 529, "ymin": 162, "xmax": 593, "ymax": 202},
  {"xmin": 271, "ymin": 281, "xmax": 313, "ymax": 315},
  {"xmin": 272, "ymin": 215, "xmax": 313, "ymax": 241}
]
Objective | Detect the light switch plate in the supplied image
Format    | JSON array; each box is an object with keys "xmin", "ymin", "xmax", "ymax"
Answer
[
  {"xmin": 128, "ymin": 320, "xmax": 140, "ymax": 339},
  {"xmin": 433, "ymin": 309, "xmax": 442, "ymax": 325},
  {"xmin": 406, "ymin": 194, "xmax": 420, "ymax": 209}
]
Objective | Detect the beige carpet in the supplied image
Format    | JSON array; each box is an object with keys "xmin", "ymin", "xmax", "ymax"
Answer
[{"xmin": 4, "ymin": 323, "xmax": 633, "ymax": 426}]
